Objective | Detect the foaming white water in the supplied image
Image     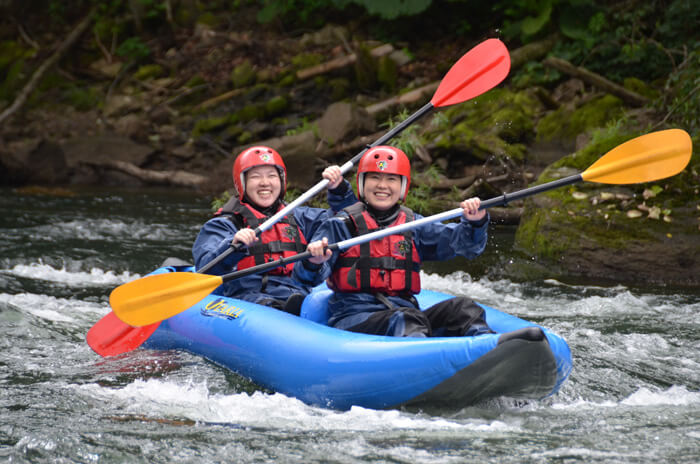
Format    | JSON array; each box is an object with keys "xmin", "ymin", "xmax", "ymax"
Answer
[
  {"xmin": 422, "ymin": 271, "xmax": 700, "ymax": 324},
  {"xmin": 34, "ymin": 219, "xmax": 181, "ymax": 242},
  {"xmin": 622, "ymin": 385, "xmax": 700, "ymax": 406},
  {"xmin": 549, "ymin": 385, "xmax": 700, "ymax": 411},
  {"xmin": 0, "ymin": 292, "xmax": 107, "ymax": 322},
  {"xmin": 5, "ymin": 263, "xmax": 138, "ymax": 286},
  {"xmin": 421, "ymin": 271, "xmax": 509, "ymax": 306},
  {"xmin": 79, "ymin": 378, "xmax": 517, "ymax": 433}
]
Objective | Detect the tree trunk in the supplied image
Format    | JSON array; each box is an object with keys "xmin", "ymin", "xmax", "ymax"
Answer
[{"xmin": 543, "ymin": 56, "xmax": 649, "ymax": 107}]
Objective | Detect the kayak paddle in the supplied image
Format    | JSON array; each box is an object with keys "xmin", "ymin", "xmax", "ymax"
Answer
[
  {"xmin": 87, "ymin": 38, "xmax": 511, "ymax": 355},
  {"xmin": 86, "ymin": 311, "xmax": 160, "ymax": 357},
  {"xmin": 110, "ymin": 129, "xmax": 692, "ymax": 327}
]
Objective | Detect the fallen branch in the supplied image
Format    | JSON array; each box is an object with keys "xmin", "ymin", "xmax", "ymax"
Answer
[
  {"xmin": 509, "ymin": 35, "xmax": 558, "ymax": 70},
  {"xmin": 193, "ymin": 87, "xmax": 245, "ymax": 111},
  {"xmin": 365, "ymin": 81, "xmax": 439, "ymax": 115},
  {"xmin": 81, "ymin": 159, "xmax": 207, "ymax": 188},
  {"xmin": 0, "ymin": 9, "xmax": 94, "ymax": 125},
  {"xmin": 15, "ymin": 20, "xmax": 40, "ymax": 50},
  {"xmin": 296, "ymin": 43, "xmax": 394, "ymax": 80},
  {"xmin": 543, "ymin": 56, "xmax": 649, "ymax": 107}
]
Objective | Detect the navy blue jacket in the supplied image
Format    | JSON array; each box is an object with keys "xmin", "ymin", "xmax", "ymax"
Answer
[{"xmin": 192, "ymin": 181, "xmax": 357, "ymax": 304}]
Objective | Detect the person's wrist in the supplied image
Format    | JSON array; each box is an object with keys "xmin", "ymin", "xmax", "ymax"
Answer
[
  {"xmin": 329, "ymin": 179, "xmax": 348, "ymax": 195},
  {"xmin": 303, "ymin": 259, "xmax": 322, "ymax": 270}
]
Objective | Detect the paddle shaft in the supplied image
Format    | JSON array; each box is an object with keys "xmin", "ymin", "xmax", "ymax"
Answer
[
  {"xmin": 217, "ymin": 172, "xmax": 585, "ymax": 282},
  {"xmin": 197, "ymin": 102, "xmax": 436, "ymax": 275}
]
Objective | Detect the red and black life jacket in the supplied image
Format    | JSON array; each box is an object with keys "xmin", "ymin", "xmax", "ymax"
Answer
[
  {"xmin": 215, "ymin": 197, "xmax": 306, "ymax": 276},
  {"xmin": 329, "ymin": 202, "xmax": 421, "ymax": 296}
]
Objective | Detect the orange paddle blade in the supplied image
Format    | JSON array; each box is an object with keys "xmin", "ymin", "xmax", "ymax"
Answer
[
  {"xmin": 582, "ymin": 129, "xmax": 692, "ymax": 184},
  {"xmin": 431, "ymin": 38, "xmax": 510, "ymax": 108},
  {"xmin": 110, "ymin": 272, "xmax": 223, "ymax": 326},
  {"xmin": 86, "ymin": 311, "xmax": 160, "ymax": 357}
]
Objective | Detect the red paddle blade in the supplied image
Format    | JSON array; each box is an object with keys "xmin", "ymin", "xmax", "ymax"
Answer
[
  {"xmin": 86, "ymin": 311, "xmax": 160, "ymax": 357},
  {"xmin": 430, "ymin": 38, "xmax": 511, "ymax": 108}
]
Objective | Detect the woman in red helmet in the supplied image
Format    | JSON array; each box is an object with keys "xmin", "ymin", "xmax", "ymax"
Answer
[
  {"xmin": 293, "ymin": 145, "xmax": 492, "ymax": 337},
  {"xmin": 192, "ymin": 146, "xmax": 357, "ymax": 315}
]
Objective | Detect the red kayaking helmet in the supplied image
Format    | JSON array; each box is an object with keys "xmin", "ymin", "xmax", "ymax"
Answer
[
  {"xmin": 232, "ymin": 146, "xmax": 286, "ymax": 200},
  {"xmin": 357, "ymin": 146, "xmax": 411, "ymax": 201}
]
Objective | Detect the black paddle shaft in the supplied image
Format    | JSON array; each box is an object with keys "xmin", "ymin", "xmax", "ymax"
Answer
[{"xmin": 480, "ymin": 174, "xmax": 583, "ymax": 209}]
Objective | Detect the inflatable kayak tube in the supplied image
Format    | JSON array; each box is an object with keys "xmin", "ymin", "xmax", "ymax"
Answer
[{"xmin": 142, "ymin": 265, "xmax": 572, "ymax": 410}]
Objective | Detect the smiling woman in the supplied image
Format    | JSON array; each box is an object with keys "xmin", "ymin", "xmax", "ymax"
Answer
[
  {"xmin": 244, "ymin": 165, "xmax": 282, "ymax": 209},
  {"xmin": 190, "ymin": 145, "xmax": 358, "ymax": 315}
]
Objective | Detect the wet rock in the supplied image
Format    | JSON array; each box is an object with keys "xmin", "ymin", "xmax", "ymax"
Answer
[
  {"xmin": 61, "ymin": 133, "xmax": 154, "ymax": 168},
  {"xmin": 317, "ymin": 102, "xmax": 375, "ymax": 145},
  {"xmin": 0, "ymin": 138, "xmax": 70, "ymax": 185}
]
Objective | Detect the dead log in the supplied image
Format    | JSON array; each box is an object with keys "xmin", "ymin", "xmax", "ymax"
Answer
[
  {"xmin": 194, "ymin": 88, "xmax": 246, "ymax": 111},
  {"xmin": 296, "ymin": 43, "xmax": 394, "ymax": 80},
  {"xmin": 365, "ymin": 82, "xmax": 439, "ymax": 115},
  {"xmin": 0, "ymin": 9, "xmax": 94, "ymax": 125},
  {"xmin": 81, "ymin": 159, "xmax": 207, "ymax": 188},
  {"xmin": 510, "ymin": 35, "xmax": 559, "ymax": 70},
  {"xmin": 543, "ymin": 56, "xmax": 649, "ymax": 107}
]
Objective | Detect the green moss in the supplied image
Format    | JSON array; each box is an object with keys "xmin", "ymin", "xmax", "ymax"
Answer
[
  {"xmin": 377, "ymin": 55, "xmax": 397, "ymax": 92},
  {"xmin": 192, "ymin": 115, "xmax": 231, "ymax": 137},
  {"xmin": 133, "ymin": 64, "xmax": 164, "ymax": 80},
  {"xmin": 0, "ymin": 59, "xmax": 26, "ymax": 101},
  {"xmin": 224, "ymin": 125, "xmax": 243, "ymax": 138},
  {"xmin": 436, "ymin": 111, "xmax": 527, "ymax": 161},
  {"xmin": 278, "ymin": 73, "xmax": 296, "ymax": 87},
  {"xmin": 0, "ymin": 40, "xmax": 35, "ymax": 70},
  {"xmin": 236, "ymin": 104, "xmax": 265, "ymax": 122},
  {"xmin": 196, "ymin": 12, "xmax": 221, "ymax": 27},
  {"xmin": 256, "ymin": 68, "xmax": 275, "ymax": 83},
  {"xmin": 63, "ymin": 85, "xmax": 102, "ymax": 111},
  {"xmin": 291, "ymin": 52, "xmax": 323, "ymax": 70},
  {"xmin": 432, "ymin": 88, "xmax": 540, "ymax": 160},
  {"xmin": 230, "ymin": 60, "xmax": 256, "ymax": 88},
  {"xmin": 536, "ymin": 94, "xmax": 624, "ymax": 141},
  {"xmin": 513, "ymin": 209, "xmax": 571, "ymax": 260},
  {"xmin": 185, "ymin": 74, "xmax": 207, "ymax": 87},
  {"xmin": 514, "ymin": 127, "xmax": 698, "ymax": 261},
  {"xmin": 623, "ymin": 77, "xmax": 658, "ymax": 99},
  {"xmin": 237, "ymin": 131, "xmax": 253, "ymax": 144},
  {"xmin": 354, "ymin": 45, "xmax": 377, "ymax": 90},
  {"xmin": 265, "ymin": 95, "xmax": 289, "ymax": 117},
  {"xmin": 327, "ymin": 77, "xmax": 350, "ymax": 101}
]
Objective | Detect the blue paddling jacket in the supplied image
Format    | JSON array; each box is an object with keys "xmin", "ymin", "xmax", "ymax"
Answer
[{"xmin": 192, "ymin": 180, "xmax": 357, "ymax": 304}]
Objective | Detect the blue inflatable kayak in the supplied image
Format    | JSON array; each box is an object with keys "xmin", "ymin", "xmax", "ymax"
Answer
[{"xmin": 142, "ymin": 265, "xmax": 572, "ymax": 410}]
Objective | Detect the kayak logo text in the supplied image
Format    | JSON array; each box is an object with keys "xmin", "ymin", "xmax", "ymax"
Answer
[{"xmin": 201, "ymin": 298, "xmax": 244, "ymax": 320}]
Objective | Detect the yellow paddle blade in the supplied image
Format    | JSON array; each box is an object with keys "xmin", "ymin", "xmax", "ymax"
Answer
[
  {"xmin": 582, "ymin": 129, "xmax": 692, "ymax": 184},
  {"xmin": 110, "ymin": 272, "xmax": 223, "ymax": 326}
]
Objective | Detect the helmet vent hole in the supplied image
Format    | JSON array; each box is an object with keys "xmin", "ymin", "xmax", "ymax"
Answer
[
  {"xmin": 388, "ymin": 155, "xmax": 393, "ymax": 160},
  {"xmin": 373, "ymin": 154, "xmax": 379, "ymax": 158}
]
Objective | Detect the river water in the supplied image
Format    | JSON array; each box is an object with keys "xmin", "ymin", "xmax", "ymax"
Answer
[{"xmin": 1, "ymin": 187, "xmax": 698, "ymax": 463}]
